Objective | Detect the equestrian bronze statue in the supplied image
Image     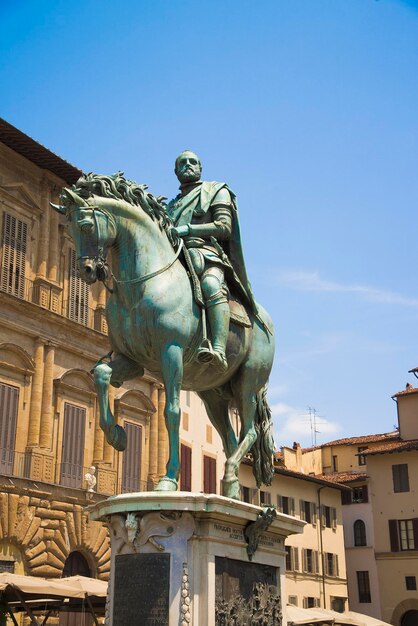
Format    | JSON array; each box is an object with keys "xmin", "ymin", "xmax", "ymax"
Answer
[{"xmin": 53, "ymin": 153, "xmax": 275, "ymax": 500}]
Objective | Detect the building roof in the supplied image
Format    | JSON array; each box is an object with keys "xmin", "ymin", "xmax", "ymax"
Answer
[
  {"xmin": 392, "ymin": 383, "xmax": 418, "ymax": 398},
  {"xmin": 317, "ymin": 431, "xmax": 399, "ymax": 448},
  {"xmin": 314, "ymin": 471, "xmax": 368, "ymax": 484},
  {"xmin": 0, "ymin": 118, "xmax": 82, "ymax": 185},
  {"xmin": 361, "ymin": 439, "xmax": 418, "ymax": 456},
  {"xmin": 273, "ymin": 466, "xmax": 351, "ymax": 491}
]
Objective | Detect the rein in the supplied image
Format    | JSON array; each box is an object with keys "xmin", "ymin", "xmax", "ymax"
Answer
[{"xmin": 74, "ymin": 203, "xmax": 183, "ymax": 292}]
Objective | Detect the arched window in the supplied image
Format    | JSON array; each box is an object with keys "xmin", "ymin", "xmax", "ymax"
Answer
[{"xmin": 354, "ymin": 519, "xmax": 367, "ymax": 546}]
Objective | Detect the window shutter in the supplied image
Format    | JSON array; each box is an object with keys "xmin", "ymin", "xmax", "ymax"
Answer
[
  {"xmin": 334, "ymin": 554, "xmax": 339, "ymax": 578},
  {"xmin": 0, "ymin": 382, "xmax": 19, "ymax": 475},
  {"xmin": 203, "ymin": 455, "xmax": 216, "ymax": 494},
  {"xmin": 311, "ymin": 502, "xmax": 317, "ymax": 526},
  {"xmin": 314, "ymin": 551, "xmax": 320, "ymax": 574},
  {"xmin": 180, "ymin": 444, "xmax": 192, "ymax": 491},
  {"xmin": 302, "ymin": 549, "xmax": 307, "ymax": 572},
  {"xmin": 342, "ymin": 490, "xmax": 351, "ymax": 505},
  {"xmin": 299, "ymin": 500, "xmax": 305, "ymax": 520},
  {"xmin": 68, "ymin": 248, "xmax": 90, "ymax": 325},
  {"xmin": 251, "ymin": 488, "xmax": 259, "ymax": 505},
  {"xmin": 290, "ymin": 497, "xmax": 295, "ymax": 516},
  {"xmin": 314, "ymin": 598, "xmax": 320, "ymax": 608},
  {"xmin": 292, "ymin": 547, "xmax": 300, "ymax": 571},
  {"xmin": 388, "ymin": 519, "xmax": 399, "ymax": 552},
  {"xmin": 277, "ymin": 495, "xmax": 283, "ymax": 512},
  {"xmin": 332, "ymin": 507, "xmax": 337, "ymax": 530},
  {"xmin": 303, "ymin": 598, "xmax": 308, "ymax": 609},
  {"xmin": 320, "ymin": 505, "xmax": 326, "ymax": 528},
  {"xmin": 60, "ymin": 403, "xmax": 86, "ymax": 488},
  {"xmin": 412, "ymin": 518, "xmax": 418, "ymax": 547},
  {"xmin": 122, "ymin": 422, "xmax": 142, "ymax": 492},
  {"xmin": 1, "ymin": 212, "xmax": 27, "ymax": 298}
]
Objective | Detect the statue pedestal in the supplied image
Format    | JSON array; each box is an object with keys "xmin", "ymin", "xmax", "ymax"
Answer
[{"xmin": 88, "ymin": 492, "xmax": 304, "ymax": 626}]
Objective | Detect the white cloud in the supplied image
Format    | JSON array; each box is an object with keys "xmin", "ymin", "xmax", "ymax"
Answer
[
  {"xmin": 271, "ymin": 401, "xmax": 341, "ymax": 448},
  {"xmin": 279, "ymin": 270, "xmax": 418, "ymax": 307}
]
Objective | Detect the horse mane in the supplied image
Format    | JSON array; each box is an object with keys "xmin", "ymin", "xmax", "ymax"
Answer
[{"xmin": 69, "ymin": 171, "xmax": 173, "ymax": 233}]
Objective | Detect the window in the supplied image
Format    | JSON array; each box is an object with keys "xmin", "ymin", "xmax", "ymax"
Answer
[
  {"xmin": 354, "ymin": 520, "xmax": 367, "ymax": 546},
  {"xmin": 277, "ymin": 495, "xmax": 295, "ymax": 516},
  {"xmin": 389, "ymin": 519, "xmax": 418, "ymax": 552},
  {"xmin": 352, "ymin": 485, "xmax": 368, "ymax": 503},
  {"xmin": 288, "ymin": 596, "xmax": 298, "ymax": 606},
  {"xmin": 0, "ymin": 561, "xmax": 14, "ymax": 573},
  {"xmin": 203, "ymin": 455, "xmax": 216, "ymax": 494},
  {"xmin": 399, "ymin": 520, "xmax": 415, "ymax": 551},
  {"xmin": 186, "ymin": 390, "xmax": 191, "ymax": 406},
  {"xmin": 60, "ymin": 403, "xmax": 86, "ymax": 488},
  {"xmin": 121, "ymin": 422, "xmax": 142, "ymax": 493},
  {"xmin": 406, "ymin": 576, "xmax": 417, "ymax": 591},
  {"xmin": 1, "ymin": 211, "xmax": 27, "ymax": 298},
  {"xmin": 260, "ymin": 490, "xmax": 271, "ymax": 505},
  {"xmin": 321, "ymin": 505, "xmax": 337, "ymax": 529},
  {"xmin": 358, "ymin": 447, "xmax": 367, "ymax": 466},
  {"xmin": 303, "ymin": 597, "xmax": 320, "ymax": 608},
  {"xmin": 0, "ymin": 382, "xmax": 19, "ymax": 476},
  {"xmin": 332, "ymin": 455, "xmax": 338, "ymax": 472},
  {"xmin": 300, "ymin": 500, "xmax": 316, "ymax": 525},
  {"xmin": 302, "ymin": 549, "xmax": 319, "ymax": 574},
  {"xmin": 331, "ymin": 597, "xmax": 346, "ymax": 613},
  {"xmin": 182, "ymin": 412, "xmax": 189, "ymax": 431},
  {"xmin": 392, "ymin": 464, "xmax": 410, "ymax": 493},
  {"xmin": 325, "ymin": 553, "xmax": 339, "ymax": 577},
  {"xmin": 180, "ymin": 444, "xmax": 192, "ymax": 491},
  {"xmin": 285, "ymin": 546, "xmax": 299, "ymax": 572},
  {"xmin": 241, "ymin": 486, "xmax": 250, "ymax": 503},
  {"xmin": 357, "ymin": 571, "xmax": 371, "ymax": 603},
  {"xmin": 68, "ymin": 248, "xmax": 90, "ymax": 325}
]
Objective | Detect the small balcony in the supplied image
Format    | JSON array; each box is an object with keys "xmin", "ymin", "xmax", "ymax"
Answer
[{"xmin": 1, "ymin": 447, "xmax": 149, "ymax": 497}]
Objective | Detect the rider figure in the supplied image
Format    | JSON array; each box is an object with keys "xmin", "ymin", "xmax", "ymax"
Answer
[{"xmin": 167, "ymin": 150, "xmax": 257, "ymax": 373}]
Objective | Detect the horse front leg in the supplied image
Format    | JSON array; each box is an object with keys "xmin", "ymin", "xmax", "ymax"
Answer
[
  {"xmin": 155, "ymin": 342, "xmax": 183, "ymax": 492},
  {"xmin": 93, "ymin": 354, "xmax": 144, "ymax": 452}
]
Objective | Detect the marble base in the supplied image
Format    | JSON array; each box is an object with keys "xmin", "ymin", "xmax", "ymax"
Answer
[{"xmin": 88, "ymin": 492, "xmax": 304, "ymax": 626}]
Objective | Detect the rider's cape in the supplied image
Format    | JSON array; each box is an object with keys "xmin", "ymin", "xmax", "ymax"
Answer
[{"xmin": 167, "ymin": 181, "xmax": 257, "ymax": 313}]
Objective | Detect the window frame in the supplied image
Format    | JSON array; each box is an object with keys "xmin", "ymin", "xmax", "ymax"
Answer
[{"xmin": 392, "ymin": 464, "xmax": 410, "ymax": 493}]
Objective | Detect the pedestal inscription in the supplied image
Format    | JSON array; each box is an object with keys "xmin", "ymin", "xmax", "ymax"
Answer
[
  {"xmin": 215, "ymin": 557, "xmax": 281, "ymax": 626},
  {"xmin": 113, "ymin": 553, "xmax": 170, "ymax": 625}
]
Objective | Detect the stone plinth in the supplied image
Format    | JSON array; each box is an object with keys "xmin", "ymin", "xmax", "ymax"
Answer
[{"xmin": 88, "ymin": 492, "xmax": 304, "ymax": 626}]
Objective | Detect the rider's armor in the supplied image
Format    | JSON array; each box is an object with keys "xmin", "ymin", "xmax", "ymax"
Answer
[{"xmin": 168, "ymin": 184, "xmax": 233, "ymax": 372}]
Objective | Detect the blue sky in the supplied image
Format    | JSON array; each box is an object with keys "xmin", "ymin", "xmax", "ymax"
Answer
[{"xmin": 1, "ymin": 0, "xmax": 418, "ymax": 447}]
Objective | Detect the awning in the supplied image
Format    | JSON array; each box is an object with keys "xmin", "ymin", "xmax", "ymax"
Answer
[
  {"xmin": 0, "ymin": 573, "xmax": 107, "ymax": 626},
  {"xmin": 287, "ymin": 606, "xmax": 392, "ymax": 626}
]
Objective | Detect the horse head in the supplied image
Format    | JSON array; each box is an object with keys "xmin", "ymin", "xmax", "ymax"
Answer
[{"xmin": 52, "ymin": 187, "xmax": 117, "ymax": 284}]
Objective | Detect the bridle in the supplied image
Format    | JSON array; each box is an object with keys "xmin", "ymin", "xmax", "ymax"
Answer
[{"xmin": 72, "ymin": 201, "xmax": 183, "ymax": 293}]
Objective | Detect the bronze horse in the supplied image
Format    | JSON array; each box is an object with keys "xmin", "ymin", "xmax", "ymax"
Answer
[{"xmin": 54, "ymin": 172, "xmax": 275, "ymax": 499}]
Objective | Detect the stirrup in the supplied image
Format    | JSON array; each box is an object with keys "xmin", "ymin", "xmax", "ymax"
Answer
[
  {"xmin": 213, "ymin": 350, "xmax": 228, "ymax": 373},
  {"xmin": 196, "ymin": 338, "xmax": 214, "ymax": 364}
]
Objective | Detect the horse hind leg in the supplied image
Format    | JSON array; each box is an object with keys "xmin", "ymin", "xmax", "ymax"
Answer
[
  {"xmin": 197, "ymin": 389, "xmax": 238, "ymax": 460},
  {"xmin": 223, "ymin": 387, "xmax": 258, "ymax": 500},
  {"xmin": 93, "ymin": 354, "xmax": 144, "ymax": 452}
]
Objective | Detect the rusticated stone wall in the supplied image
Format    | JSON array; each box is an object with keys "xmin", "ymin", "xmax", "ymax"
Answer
[{"xmin": 0, "ymin": 482, "xmax": 110, "ymax": 579}]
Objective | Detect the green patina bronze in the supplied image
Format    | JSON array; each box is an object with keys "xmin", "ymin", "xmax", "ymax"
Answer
[{"xmin": 53, "ymin": 153, "xmax": 275, "ymax": 499}]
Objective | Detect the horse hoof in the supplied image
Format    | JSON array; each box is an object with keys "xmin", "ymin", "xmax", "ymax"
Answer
[
  {"xmin": 106, "ymin": 425, "xmax": 127, "ymax": 451},
  {"xmin": 155, "ymin": 477, "xmax": 178, "ymax": 492},
  {"xmin": 222, "ymin": 478, "xmax": 241, "ymax": 500}
]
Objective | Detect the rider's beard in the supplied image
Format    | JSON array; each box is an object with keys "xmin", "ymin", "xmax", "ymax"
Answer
[{"xmin": 179, "ymin": 169, "xmax": 200, "ymax": 184}]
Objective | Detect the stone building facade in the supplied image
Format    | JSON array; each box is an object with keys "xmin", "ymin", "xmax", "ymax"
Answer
[{"xmin": 0, "ymin": 118, "xmax": 171, "ymax": 584}]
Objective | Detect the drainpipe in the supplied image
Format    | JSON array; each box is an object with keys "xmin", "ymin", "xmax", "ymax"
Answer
[{"xmin": 317, "ymin": 486, "xmax": 326, "ymax": 609}]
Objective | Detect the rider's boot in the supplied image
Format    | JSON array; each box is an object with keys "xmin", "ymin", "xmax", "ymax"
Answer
[{"xmin": 207, "ymin": 301, "xmax": 230, "ymax": 373}]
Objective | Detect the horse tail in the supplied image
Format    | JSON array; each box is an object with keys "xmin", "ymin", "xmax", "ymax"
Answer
[{"xmin": 251, "ymin": 385, "xmax": 275, "ymax": 488}]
